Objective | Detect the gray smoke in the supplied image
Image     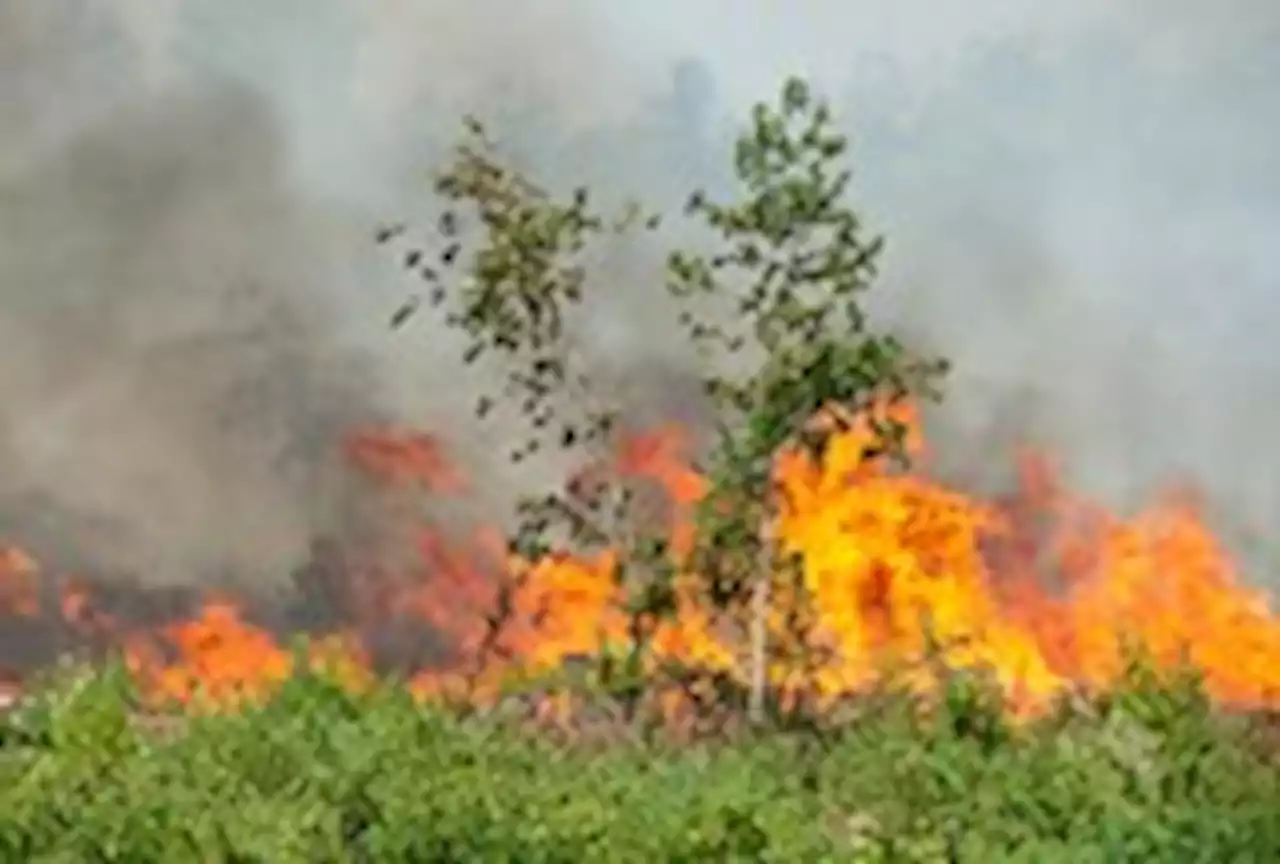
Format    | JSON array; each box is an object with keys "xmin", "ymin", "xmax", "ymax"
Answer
[
  {"xmin": 2, "ymin": 1, "xmax": 1279, "ymax": 590},
  {"xmin": 836, "ymin": 17, "xmax": 1280, "ymax": 573},
  {"xmin": 0, "ymin": 80, "xmax": 387, "ymax": 586},
  {"xmin": 0, "ymin": 0, "xmax": 706, "ymax": 589}
]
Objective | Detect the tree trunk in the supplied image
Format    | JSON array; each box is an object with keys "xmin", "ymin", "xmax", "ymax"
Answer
[{"xmin": 747, "ymin": 530, "xmax": 773, "ymax": 726}]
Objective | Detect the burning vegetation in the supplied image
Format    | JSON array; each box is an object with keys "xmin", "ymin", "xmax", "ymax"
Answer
[
  {"xmin": 3, "ymin": 77, "xmax": 1277, "ymax": 735},
  {"xmin": 4, "ymin": 401, "xmax": 1277, "ymax": 725}
]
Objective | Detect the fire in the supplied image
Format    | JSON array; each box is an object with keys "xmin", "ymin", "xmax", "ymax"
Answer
[
  {"xmin": 3, "ymin": 402, "xmax": 1279, "ymax": 720},
  {"xmin": 122, "ymin": 602, "xmax": 295, "ymax": 708}
]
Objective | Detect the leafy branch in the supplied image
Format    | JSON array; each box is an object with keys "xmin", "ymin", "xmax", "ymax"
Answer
[{"xmin": 379, "ymin": 119, "xmax": 673, "ymax": 712}]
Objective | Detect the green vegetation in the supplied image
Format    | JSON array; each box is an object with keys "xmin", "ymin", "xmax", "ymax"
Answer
[{"xmin": 2, "ymin": 661, "xmax": 1279, "ymax": 861}]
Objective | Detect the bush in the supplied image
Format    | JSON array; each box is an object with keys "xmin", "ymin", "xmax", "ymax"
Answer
[{"xmin": 1, "ymin": 661, "xmax": 1278, "ymax": 861}]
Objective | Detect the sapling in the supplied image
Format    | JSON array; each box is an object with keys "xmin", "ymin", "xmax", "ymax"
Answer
[
  {"xmin": 665, "ymin": 77, "xmax": 949, "ymax": 723},
  {"xmin": 379, "ymin": 118, "xmax": 672, "ymax": 717}
]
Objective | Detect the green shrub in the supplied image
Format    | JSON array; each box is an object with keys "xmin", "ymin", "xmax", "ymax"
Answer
[{"xmin": 1, "ymin": 661, "xmax": 1278, "ymax": 861}]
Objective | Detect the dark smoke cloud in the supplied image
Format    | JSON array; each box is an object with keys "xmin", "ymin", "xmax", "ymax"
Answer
[
  {"xmin": 0, "ymin": 81, "xmax": 387, "ymax": 586},
  {"xmin": 2, "ymin": 1, "xmax": 1279, "ymax": 593}
]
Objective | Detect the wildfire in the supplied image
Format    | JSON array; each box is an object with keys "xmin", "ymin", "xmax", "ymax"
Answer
[{"xmin": 3, "ymin": 402, "xmax": 1278, "ymax": 720}]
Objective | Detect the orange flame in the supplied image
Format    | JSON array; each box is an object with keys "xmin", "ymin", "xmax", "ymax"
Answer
[{"xmin": 4, "ymin": 403, "xmax": 1279, "ymax": 720}]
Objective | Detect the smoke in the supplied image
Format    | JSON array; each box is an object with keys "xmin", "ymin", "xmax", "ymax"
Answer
[
  {"xmin": 0, "ymin": 80, "xmax": 385, "ymax": 586},
  {"xmin": 2, "ymin": 1, "xmax": 1278, "ymax": 591},
  {"xmin": 0, "ymin": 0, "xmax": 702, "ymax": 590},
  {"xmin": 834, "ymin": 16, "xmax": 1280, "ymax": 571}
]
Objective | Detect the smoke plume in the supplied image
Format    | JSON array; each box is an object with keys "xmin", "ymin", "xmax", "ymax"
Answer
[{"xmin": 2, "ymin": 1, "xmax": 1279, "ymax": 591}]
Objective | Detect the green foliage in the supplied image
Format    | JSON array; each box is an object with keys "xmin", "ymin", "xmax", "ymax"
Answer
[
  {"xmin": 665, "ymin": 77, "xmax": 947, "ymax": 606},
  {"xmin": 382, "ymin": 116, "xmax": 653, "ymax": 552},
  {"xmin": 2, "ymin": 663, "xmax": 1279, "ymax": 860},
  {"xmin": 380, "ymin": 115, "xmax": 677, "ymax": 702}
]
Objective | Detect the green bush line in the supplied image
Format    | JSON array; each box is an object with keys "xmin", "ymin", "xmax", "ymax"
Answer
[{"xmin": 2, "ymin": 660, "xmax": 1279, "ymax": 862}]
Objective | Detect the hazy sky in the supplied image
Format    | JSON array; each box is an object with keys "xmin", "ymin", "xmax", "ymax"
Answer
[{"xmin": 2, "ymin": 1, "xmax": 1279, "ymax": 581}]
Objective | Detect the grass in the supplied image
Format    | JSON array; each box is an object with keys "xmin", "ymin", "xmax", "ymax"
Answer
[{"xmin": 2, "ymin": 656, "xmax": 1279, "ymax": 862}]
